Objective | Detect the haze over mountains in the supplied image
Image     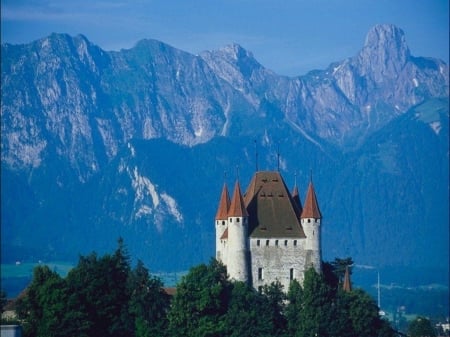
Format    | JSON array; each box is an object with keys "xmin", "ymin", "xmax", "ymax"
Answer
[{"xmin": 1, "ymin": 24, "xmax": 448, "ymax": 282}]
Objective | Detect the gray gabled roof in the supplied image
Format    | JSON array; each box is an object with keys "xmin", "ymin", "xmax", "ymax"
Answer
[{"xmin": 243, "ymin": 171, "xmax": 306, "ymax": 238}]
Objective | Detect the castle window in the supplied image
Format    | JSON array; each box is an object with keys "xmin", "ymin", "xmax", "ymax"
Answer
[
  {"xmin": 275, "ymin": 240, "xmax": 279, "ymax": 246},
  {"xmin": 293, "ymin": 240, "xmax": 297, "ymax": 246},
  {"xmin": 284, "ymin": 240, "xmax": 288, "ymax": 246},
  {"xmin": 257, "ymin": 240, "xmax": 260, "ymax": 246},
  {"xmin": 290, "ymin": 268, "xmax": 294, "ymax": 280},
  {"xmin": 236, "ymin": 218, "xmax": 240, "ymax": 223},
  {"xmin": 308, "ymin": 219, "xmax": 311, "ymax": 223},
  {"xmin": 222, "ymin": 221, "xmax": 225, "ymax": 225},
  {"xmin": 266, "ymin": 240, "xmax": 270, "ymax": 246},
  {"xmin": 258, "ymin": 267, "xmax": 263, "ymax": 280},
  {"xmin": 230, "ymin": 218, "xmax": 233, "ymax": 222}
]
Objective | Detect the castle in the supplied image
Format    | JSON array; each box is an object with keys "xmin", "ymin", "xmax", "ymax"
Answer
[{"xmin": 215, "ymin": 171, "xmax": 322, "ymax": 291}]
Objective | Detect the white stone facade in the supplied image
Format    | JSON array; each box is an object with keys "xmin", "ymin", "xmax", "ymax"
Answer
[{"xmin": 215, "ymin": 171, "xmax": 323, "ymax": 291}]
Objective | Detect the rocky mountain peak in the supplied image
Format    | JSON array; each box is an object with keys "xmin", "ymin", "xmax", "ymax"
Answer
[
  {"xmin": 221, "ymin": 43, "xmax": 254, "ymax": 60},
  {"xmin": 201, "ymin": 43, "xmax": 263, "ymax": 78},
  {"xmin": 357, "ymin": 24, "xmax": 410, "ymax": 80}
]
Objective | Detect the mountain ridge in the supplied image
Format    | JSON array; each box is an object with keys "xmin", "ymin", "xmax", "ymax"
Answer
[{"xmin": 1, "ymin": 24, "xmax": 448, "ymax": 279}]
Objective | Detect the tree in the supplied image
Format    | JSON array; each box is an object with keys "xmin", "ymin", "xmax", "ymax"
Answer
[
  {"xmin": 261, "ymin": 281, "xmax": 287, "ymax": 335},
  {"xmin": 295, "ymin": 267, "xmax": 337, "ymax": 337},
  {"xmin": 13, "ymin": 239, "xmax": 174, "ymax": 337},
  {"xmin": 224, "ymin": 281, "xmax": 274, "ymax": 337},
  {"xmin": 1, "ymin": 289, "xmax": 7, "ymax": 314},
  {"xmin": 408, "ymin": 316, "xmax": 436, "ymax": 337},
  {"xmin": 331, "ymin": 257, "xmax": 354, "ymax": 286},
  {"xmin": 65, "ymin": 241, "xmax": 133, "ymax": 337},
  {"xmin": 167, "ymin": 259, "xmax": 230, "ymax": 337},
  {"xmin": 15, "ymin": 265, "xmax": 75, "ymax": 337},
  {"xmin": 128, "ymin": 260, "xmax": 170, "ymax": 337},
  {"xmin": 286, "ymin": 279, "xmax": 303, "ymax": 336}
]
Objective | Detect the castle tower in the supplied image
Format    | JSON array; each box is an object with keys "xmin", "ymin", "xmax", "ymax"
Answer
[
  {"xmin": 343, "ymin": 265, "xmax": 352, "ymax": 292},
  {"xmin": 301, "ymin": 181, "xmax": 322, "ymax": 272},
  {"xmin": 215, "ymin": 183, "xmax": 230, "ymax": 262},
  {"xmin": 226, "ymin": 180, "xmax": 249, "ymax": 283}
]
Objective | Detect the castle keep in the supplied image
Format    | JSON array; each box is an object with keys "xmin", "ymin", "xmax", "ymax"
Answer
[{"xmin": 215, "ymin": 171, "xmax": 322, "ymax": 291}]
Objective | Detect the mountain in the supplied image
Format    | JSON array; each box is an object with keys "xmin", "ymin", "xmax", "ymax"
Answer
[{"xmin": 1, "ymin": 24, "xmax": 448, "ymax": 282}]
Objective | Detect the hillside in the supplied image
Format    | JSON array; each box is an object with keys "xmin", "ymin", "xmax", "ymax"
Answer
[{"xmin": 1, "ymin": 24, "xmax": 448, "ymax": 282}]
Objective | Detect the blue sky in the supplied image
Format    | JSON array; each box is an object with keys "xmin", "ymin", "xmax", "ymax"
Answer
[{"xmin": 1, "ymin": 0, "xmax": 448, "ymax": 76}]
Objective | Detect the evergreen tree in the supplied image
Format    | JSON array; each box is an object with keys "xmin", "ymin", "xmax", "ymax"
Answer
[
  {"xmin": 331, "ymin": 257, "xmax": 353, "ymax": 286},
  {"xmin": 128, "ymin": 260, "xmax": 170, "ymax": 337}
]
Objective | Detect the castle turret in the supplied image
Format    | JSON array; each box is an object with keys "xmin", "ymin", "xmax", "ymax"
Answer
[
  {"xmin": 301, "ymin": 181, "xmax": 322, "ymax": 272},
  {"xmin": 227, "ymin": 180, "xmax": 249, "ymax": 283},
  {"xmin": 343, "ymin": 265, "xmax": 352, "ymax": 292},
  {"xmin": 292, "ymin": 184, "xmax": 303, "ymax": 218},
  {"xmin": 215, "ymin": 183, "xmax": 230, "ymax": 261}
]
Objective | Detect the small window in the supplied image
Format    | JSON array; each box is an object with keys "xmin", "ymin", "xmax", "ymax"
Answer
[
  {"xmin": 266, "ymin": 240, "xmax": 270, "ymax": 246},
  {"xmin": 258, "ymin": 267, "xmax": 263, "ymax": 280},
  {"xmin": 308, "ymin": 219, "xmax": 311, "ymax": 223},
  {"xmin": 284, "ymin": 240, "xmax": 288, "ymax": 246},
  {"xmin": 257, "ymin": 240, "xmax": 260, "ymax": 247},
  {"xmin": 230, "ymin": 218, "xmax": 233, "ymax": 222},
  {"xmin": 293, "ymin": 240, "xmax": 297, "ymax": 246},
  {"xmin": 222, "ymin": 220, "xmax": 225, "ymax": 225},
  {"xmin": 275, "ymin": 240, "xmax": 279, "ymax": 246},
  {"xmin": 290, "ymin": 268, "xmax": 294, "ymax": 280},
  {"xmin": 236, "ymin": 218, "xmax": 240, "ymax": 223}
]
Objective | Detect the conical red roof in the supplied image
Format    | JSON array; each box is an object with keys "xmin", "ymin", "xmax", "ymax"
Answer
[
  {"xmin": 343, "ymin": 266, "xmax": 352, "ymax": 292},
  {"xmin": 228, "ymin": 181, "xmax": 249, "ymax": 217},
  {"xmin": 301, "ymin": 182, "xmax": 322, "ymax": 219},
  {"xmin": 215, "ymin": 183, "xmax": 230, "ymax": 220}
]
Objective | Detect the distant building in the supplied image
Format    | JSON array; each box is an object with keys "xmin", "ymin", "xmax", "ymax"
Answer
[
  {"xmin": 215, "ymin": 171, "xmax": 322, "ymax": 291},
  {"xmin": 0, "ymin": 325, "xmax": 22, "ymax": 337}
]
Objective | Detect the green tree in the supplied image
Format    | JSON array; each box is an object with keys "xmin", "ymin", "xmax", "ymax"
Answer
[
  {"xmin": 167, "ymin": 259, "xmax": 230, "ymax": 337},
  {"xmin": 224, "ymin": 281, "xmax": 274, "ymax": 337},
  {"xmin": 15, "ymin": 265, "xmax": 75, "ymax": 337},
  {"xmin": 408, "ymin": 316, "xmax": 436, "ymax": 337},
  {"xmin": 261, "ymin": 281, "xmax": 287, "ymax": 335},
  {"xmin": 331, "ymin": 257, "xmax": 353, "ymax": 286},
  {"xmin": 128, "ymin": 260, "xmax": 170, "ymax": 337},
  {"xmin": 286, "ymin": 279, "xmax": 303, "ymax": 337},
  {"xmin": 1, "ymin": 289, "xmax": 7, "ymax": 314},
  {"xmin": 295, "ymin": 267, "xmax": 336, "ymax": 337},
  {"xmin": 64, "ymin": 239, "xmax": 133, "ymax": 336}
]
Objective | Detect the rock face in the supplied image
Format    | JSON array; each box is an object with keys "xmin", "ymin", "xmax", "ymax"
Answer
[{"xmin": 1, "ymin": 24, "xmax": 448, "ymax": 275}]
